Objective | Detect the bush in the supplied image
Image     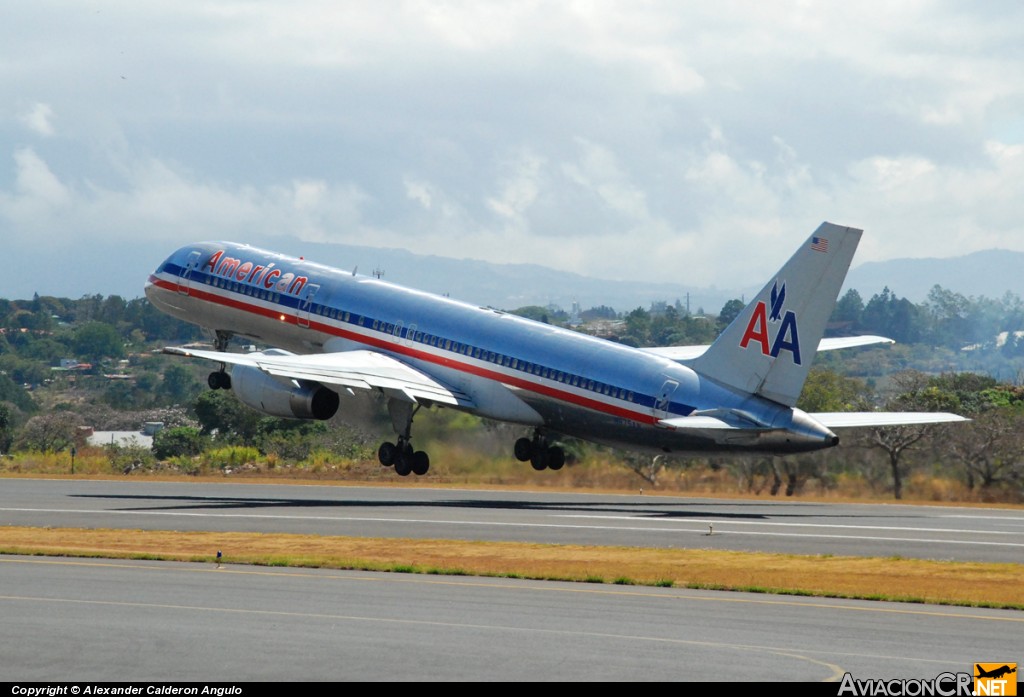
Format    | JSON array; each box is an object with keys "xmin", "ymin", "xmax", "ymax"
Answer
[
  {"xmin": 206, "ymin": 446, "xmax": 260, "ymax": 470},
  {"xmin": 153, "ymin": 426, "xmax": 207, "ymax": 459}
]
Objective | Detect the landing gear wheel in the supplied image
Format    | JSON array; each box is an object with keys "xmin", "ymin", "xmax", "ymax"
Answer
[
  {"xmin": 514, "ymin": 437, "xmax": 533, "ymax": 462},
  {"xmin": 384, "ymin": 399, "xmax": 432, "ymax": 479},
  {"xmin": 547, "ymin": 446, "xmax": 565, "ymax": 471},
  {"xmin": 530, "ymin": 451, "xmax": 548, "ymax": 471},
  {"xmin": 378, "ymin": 441, "xmax": 397, "ymax": 467},
  {"xmin": 394, "ymin": 453, "xmax": 413, "ymax": 477},
  {"xmin": 411, "ymin": 450, "xmax": 430, "ymax": 476},
  {"xmin": 207, "ymin": 371, "xmax": 231, "ymax": 390}
]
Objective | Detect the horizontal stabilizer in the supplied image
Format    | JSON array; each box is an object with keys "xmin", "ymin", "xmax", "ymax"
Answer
[
  {"xmin": 642, "ymin": 335, "xmax": 895, "ymax": 362},
  {"xmin": 810, "ymin": 412, "xmax": 969, "ymax": 428}
]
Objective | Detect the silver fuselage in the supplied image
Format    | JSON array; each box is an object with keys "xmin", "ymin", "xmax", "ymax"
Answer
[{"xmin": 147, "ymin": 242, "xmax": 836, "ymax": 454}]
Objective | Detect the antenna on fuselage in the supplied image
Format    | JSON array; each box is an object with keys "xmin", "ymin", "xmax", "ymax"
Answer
[
  {"xmin": 352, "ymin": 266, "xmax": 357, "ymax": 277},
  {"xmin": 372, "ymin": 266, "xmax": 384, "ymax": 279}
]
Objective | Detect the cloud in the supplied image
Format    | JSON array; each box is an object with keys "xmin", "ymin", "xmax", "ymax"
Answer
[
  {"xmin": 18, "ymin": 103, "xmax": 55, "ymax": 136},
  {"xmin": 1, "ymin": 2, "xmax": 1023, "ymax": 299},
  {"xmin": 0, "ymin": 148, "xmax": 71, "ymax": 223}
]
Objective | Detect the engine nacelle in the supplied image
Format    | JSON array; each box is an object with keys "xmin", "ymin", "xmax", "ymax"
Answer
[{"xmin": 230, "ymin": 362, "xmax": 339, "ymax": 421}]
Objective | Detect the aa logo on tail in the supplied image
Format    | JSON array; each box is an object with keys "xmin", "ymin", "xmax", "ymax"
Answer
[{"xmin": 739, "ymin": 280, "xmax": 802, "ymax": 364}]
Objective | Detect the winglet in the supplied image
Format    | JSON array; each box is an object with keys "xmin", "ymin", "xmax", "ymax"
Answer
[{"xmin": 692, "ymin": 222, "xmax": 862, "ymax": 407}]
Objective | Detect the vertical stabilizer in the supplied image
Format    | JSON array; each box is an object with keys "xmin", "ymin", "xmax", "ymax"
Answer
[{"xmin": 692, "ymin": 222, "xmax": 862, "ymax": 407}]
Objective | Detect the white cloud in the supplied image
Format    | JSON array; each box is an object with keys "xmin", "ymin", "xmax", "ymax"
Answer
[
  {"xmin": 1, "ymin": 2, "xmax": 1023, "ymax": 297},
  {"xmin": 18, "ymin": 103, "xmax": 55, "ymax": 136},
  {"xmin": 486, "ymin": 150, "xmax": 545, "ymax": 227},
  {"xmin": 14, "ymin": 148, "xmax": 69, "ymax": 203},
  {"xmin": 404, "ymin": 178, "xmax": 434, "ymax": 210}
]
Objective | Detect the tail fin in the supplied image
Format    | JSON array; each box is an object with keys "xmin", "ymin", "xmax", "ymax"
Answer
[{"xmin": 692, "ymin": 222, "xmax": 862, "ymax": 407}]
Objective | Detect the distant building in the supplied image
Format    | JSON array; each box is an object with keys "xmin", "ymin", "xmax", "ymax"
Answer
[{"xmin": 87, "ymin": 431, "xmax": 154, "ymax": 449}]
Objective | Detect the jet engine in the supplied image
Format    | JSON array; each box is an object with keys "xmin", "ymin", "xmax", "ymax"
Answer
[{"xmin": 230, "ymin": 361, "xmax": 339, "ymax": 421}]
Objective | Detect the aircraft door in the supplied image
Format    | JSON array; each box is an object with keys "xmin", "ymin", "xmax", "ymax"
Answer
[
  {"xmin": 653, "ymin": 378, "xmax": 679, "ymax": 422},
  {"xmin": 298, "ymin": 284, "xmax": 320, "ymax": 328},
  {"xmin": 177, "ymin": 251, "xmax": 201, "ymax": 295}
]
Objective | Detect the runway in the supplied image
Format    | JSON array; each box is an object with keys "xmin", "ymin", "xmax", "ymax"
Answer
[
  {"xmin": 3, "ymin": 478, "xmax": 1022, "ymax": 681},
  {"xmin": 3, "ymin": 555, "xmax": 1020, "ymax": 682},
  {"xmin": 1, "ymin": 478, "xmax": 1022, "ymax": 562}
]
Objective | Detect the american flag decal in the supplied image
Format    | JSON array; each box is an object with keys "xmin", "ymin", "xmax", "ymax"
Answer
[{"xmin": 810, "ymin": 236, "xmax": 829, "ymax": 253}]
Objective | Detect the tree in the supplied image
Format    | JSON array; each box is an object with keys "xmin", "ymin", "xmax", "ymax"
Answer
[
  {"xmin": 944, "ymin": 410, "xmax": 1023, "ymax": 493},
  {"xmin": 621, "ymin": 452, "xmax": 667, "ymax": 486},
  {"xmin": 510, "ymin": 306, "xmax": 552, "ymax": 323},
  {"xmin": 832, "ymin": 289, "xmax": 864, "ymax": 326},
  {"xmin": 153, "ymin": 426, "xmax": 207, "ymax": 459},
  {"xmin": 74, "ymin": 321, "xmax": 124, "ymax": 363},
  {"xmin": 867, "ymin": 424, "xmax": 931, "ymax": 500},
  {"xmin": 0, "ymin": 370, "xmax": 37, "ymax": 412},
  {"xmin": 862, "ymin": 288, "xmax": 924, "ymax": 344},
  {"xmin": 620, "ymin": 307, "xmax": 650, "ymax": 346},
  {"xmin": 162, "ymin": 364, "xmax": 201, "ymax": 405},
  {"xmin": 861, "ymin": 371, "xmax": 957, "ymax": 500},
  {"xmin": 0, "ymin": 403, "xmax": 13, "ymax": 453},
  {"xmin": 797, "ymin": 369, "xmax": 868, "ymax": 413},
  {"xmin": 718, "ymin": 299, "xmax": 745, "ymax": 328},
  {"xmin": 14, "ymin": 412, "xmax": 85, "ymax": 452},
  {"xmin": 923, "ymin": 285, "xmax": 973, "ymax": 348},
  {"xmin": 194, "ymin": 390, "xmax": 263, "ymax": 441}
]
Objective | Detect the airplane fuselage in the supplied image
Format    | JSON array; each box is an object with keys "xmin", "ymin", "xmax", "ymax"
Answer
[{"xmin": 146, "ymin": 242, "xmax": 837, "ymax": 455}]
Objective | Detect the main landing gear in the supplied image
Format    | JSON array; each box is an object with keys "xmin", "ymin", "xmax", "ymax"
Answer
[
  {"xmin": 377, "ymin": 399, "xmax": 430, "ymax": 477},
  {"xmin": 207, "ymin": 330, "xmax": 234, "ymax": 390},
  {"xmin": 514, "ymin": 431, "xmax": 565, "ymax": 471}
]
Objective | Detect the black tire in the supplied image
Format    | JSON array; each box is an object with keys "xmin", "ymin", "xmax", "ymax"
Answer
[
  {"xmin": 514, "ymin": 437, "xmax": 533, "ymax": 462},
  {"xmin": 547, "ymin": 446, "xmax": 565, "ymax": 471},
  {"xmin": 394, "ymin": 454, "xmax": 413, "ymax": 476},
  {"xmin": 530, "ymin": 451, "xmax": 547, "ymax": 471},
  {"xmin": 378, "ymin": 441, "xmax": 397, "ymax": 466},
  {"xmin": 208, "ymin": 371, "xmax": 231, "ymax": 390},
  {"xmin": 411, "ymin": 450, "xmax": 430, "ymax": 476}
]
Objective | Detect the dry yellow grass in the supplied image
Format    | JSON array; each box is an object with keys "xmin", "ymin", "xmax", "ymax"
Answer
[{"xmin": 1, "ymin": 526, "xmax": 1021, "ymax": 609}]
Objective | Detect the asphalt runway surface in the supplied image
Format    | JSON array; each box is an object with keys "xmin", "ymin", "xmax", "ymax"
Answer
[
  {"xmin": 2, "ymin": 478, "xmax": 1022, "ymax": 682},
  {"xmin": 1, "ymin": 478, "xmax": 1023, "ymax": 562},
  {"xmin": 3, "ymin": 555, "xmax": 1021, "ymax": 682}
]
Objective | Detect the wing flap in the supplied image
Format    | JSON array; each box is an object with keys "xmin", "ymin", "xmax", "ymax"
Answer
[{"xmin": 164, "ymin": 346, "xmax": 471, "ymax": 406}]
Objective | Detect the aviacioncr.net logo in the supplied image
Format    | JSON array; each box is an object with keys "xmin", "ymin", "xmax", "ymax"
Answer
[
  {"xmin": 974, "ymin": 663, "xmax": 1017, "ymax": 696},
  {"xmin": 837, "ymin": 672, "xmax": 973, "ymax": 696}
]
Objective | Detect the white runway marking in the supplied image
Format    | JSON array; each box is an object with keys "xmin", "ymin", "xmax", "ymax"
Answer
[
  {"xmin": 2, "ymin": 506, "xmax": 1024, "ymax": 548},
  {"xmin": 556, "ymin": 513, "xmax": 1024, "ymax": 536}
]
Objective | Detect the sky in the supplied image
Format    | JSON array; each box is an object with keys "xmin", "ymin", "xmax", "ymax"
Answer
[{"xmin": 2, "ymin": 1, "xmax": 1023, "ymax": 301}]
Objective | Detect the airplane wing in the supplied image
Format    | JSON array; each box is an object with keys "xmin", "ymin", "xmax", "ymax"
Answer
[
  {"xmin": 809, "ymin": 412, "xmax": 969, "ymax": 427},
  {"xmin": 642, "ymin": 335, "xmax": 895, "ymax": 362},
  {"xmin": 163, "ymin": 347, "xmax": 473, "ymax": 407}
]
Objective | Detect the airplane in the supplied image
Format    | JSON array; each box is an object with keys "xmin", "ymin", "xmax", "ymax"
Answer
[
  {"xmin": 145, "ymin": 222, "xmax": 967, "ymax": 477},
  {"xmin": 975, "ymin": 665, "xmax": 1016, "ymax": 680}
]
